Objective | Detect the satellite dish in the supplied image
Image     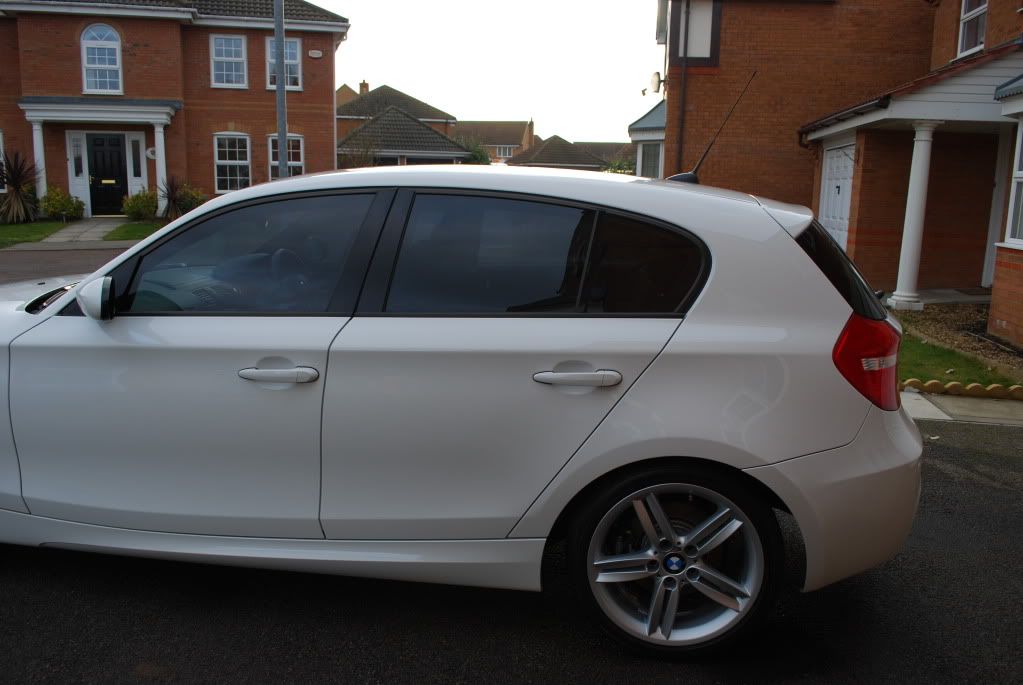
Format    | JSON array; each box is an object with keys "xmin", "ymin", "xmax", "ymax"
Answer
[{"xmin": 650, "ymin": 71, "xmax": 663, "ymax": 94}]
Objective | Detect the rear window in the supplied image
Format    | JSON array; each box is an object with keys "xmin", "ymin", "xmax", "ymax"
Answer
[{"xmin": 795, "ymin": 220, "xmax": 887, "ymax": 320}]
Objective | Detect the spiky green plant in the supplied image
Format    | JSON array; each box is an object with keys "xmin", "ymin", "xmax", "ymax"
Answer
[{"xmin": 0, "ymin": 152, "xmax": 39, "ymax": 224}]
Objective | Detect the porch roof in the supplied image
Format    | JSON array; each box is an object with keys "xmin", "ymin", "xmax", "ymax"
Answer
[
  {"xmin": 18, "ymin": 96, "xmax": 182, "ymax": 125},
  {"xmin": 801, "ymin": 38, "xmax": 1023, "ymax": 142}
]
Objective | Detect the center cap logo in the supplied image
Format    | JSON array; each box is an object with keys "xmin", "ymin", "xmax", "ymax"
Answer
[{"xmin": 664, "ymin": 555, "xmax": 684, "ymax": 573}]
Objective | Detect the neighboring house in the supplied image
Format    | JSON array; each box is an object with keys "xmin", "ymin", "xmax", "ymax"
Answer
[
  {"xmin": 657, "ymin": 0, "xmax": 1023, "ymax": 347},
  {"xmin": 0, "ymin": 0, "xmax": 347, "ymax": 216},
  {"xmin": 628, "ymin": 99, "xmax": 665, "ymax": 178},
  {"xmin": 335, "ymin": 83, "xmax": 358, "ymax": 106},
  {"xmin": 576, "ymin": 141, "xmax": 637, "ymax": 170},
  {"xmin": 506, "ymin": 135, "xmax": 606, "ymax": 170},
  {"xmin": 337, "ymin": 106, "xmax": 469, "ymax": 166},
  {"xmin": 453, "ymin": 120, "xmax": 535, "ymax": 163},
  {"xmin": 336, "ymin": 83, "xmax": 456, "ymax": 143}
]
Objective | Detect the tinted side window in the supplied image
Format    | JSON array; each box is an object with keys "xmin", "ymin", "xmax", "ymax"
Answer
[
  {"xmin": 125, "ymin": 194, "xmax": 374, "ymax": 313},
  {"xmin": 581, "ymin": 212, "xmax": 704, "ymax": 313},
  {"xmin": 795, "ymin": 220, "xmax": 886, "ymax": 320},
  {"xmin": 386, "ymin": 195, "xmax": 595, "ymax": 313}
]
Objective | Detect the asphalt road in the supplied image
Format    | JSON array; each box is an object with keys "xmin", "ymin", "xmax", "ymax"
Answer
[
  {"xmin": 1, "ymin": 419, "xmax": 1020, "ymax": 684},
  {"xmin": 0, "ymin": 248, "xmax": 126, "ymax": 285}
]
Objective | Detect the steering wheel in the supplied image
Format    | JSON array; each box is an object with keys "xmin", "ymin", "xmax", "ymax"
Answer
[{"xmin": 270, "ymin": 248, "xmax": 309, "ymax": 293}]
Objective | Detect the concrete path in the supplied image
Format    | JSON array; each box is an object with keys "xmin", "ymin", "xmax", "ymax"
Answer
[
  {"xmin": 41, "ymin": 216, "xmax": 123, "ymax": 243},
  {"xmin": 901, "ymin": 389, "xmax": 1023, "ymax": 426}
]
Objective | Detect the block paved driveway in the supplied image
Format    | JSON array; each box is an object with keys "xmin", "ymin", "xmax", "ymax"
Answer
[{"xmin": 0, "ymin": 420, "xmax": 1020, "ymax": 683}]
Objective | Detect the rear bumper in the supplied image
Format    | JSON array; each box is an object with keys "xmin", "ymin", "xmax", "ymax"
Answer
[{"xmin": 745, "ymin": 406, "xmax": 922, "ymax": 591}]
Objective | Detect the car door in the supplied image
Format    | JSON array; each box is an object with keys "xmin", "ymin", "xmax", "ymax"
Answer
[
  {"xmin": 9, "ymin": 190, "xmax": 390, "ymax": 538},
  {"xmin": 319, "ymin": 190, "xmax": 709, "ymax": 540}
]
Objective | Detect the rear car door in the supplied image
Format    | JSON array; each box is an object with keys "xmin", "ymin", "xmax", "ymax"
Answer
[
  {"xmin": 320, "ymin": 190, "xmax": 709, "ymax": 539},
  {"xmin": 10, "ymin": 190, "xmax": 389, "ymax": 538}
]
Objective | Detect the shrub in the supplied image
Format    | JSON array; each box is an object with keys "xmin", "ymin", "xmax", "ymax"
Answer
[
  {"xmin": 122, "ymin": 189, "xmax": 158, "ymax": 221},
  {"xmin": 603, "ymin": 159, "xmax": 634, "ymax": 175},
  {"xmin": 159, "ymin": 176, "xmax": 208, "ymax": 220},
  {"xmin": 40, "ymin": 186, "xmax": 85, "ymax": 222},
  {"xmin": 0, "ymin": 152, "xmax": 39, "ymax": 224}
]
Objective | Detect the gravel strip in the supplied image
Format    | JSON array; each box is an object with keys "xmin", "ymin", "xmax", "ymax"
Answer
[{"xmin": 896, "ymin": 304, "xmax": 1023, "ymax": 376}]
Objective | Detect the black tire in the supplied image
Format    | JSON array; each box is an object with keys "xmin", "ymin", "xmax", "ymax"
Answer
[{"xmin": 566, "ymin": 464, "xmax": 783, "ymax": 657}]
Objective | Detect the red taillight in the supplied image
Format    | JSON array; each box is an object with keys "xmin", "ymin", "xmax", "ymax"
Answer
[{"xmin": 832, "ymin": 313, "xmax": 901, "ymax": 411}]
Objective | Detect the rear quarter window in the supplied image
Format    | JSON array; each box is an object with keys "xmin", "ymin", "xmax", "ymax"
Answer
[{"xmin": 795, "ymin": 220, "xmax": 887, "ymax": 320}]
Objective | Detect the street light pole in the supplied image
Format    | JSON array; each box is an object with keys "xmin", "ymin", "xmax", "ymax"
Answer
[{"xmin": 274, "ymin": 0, "xmax": 288, "ymax": 179}]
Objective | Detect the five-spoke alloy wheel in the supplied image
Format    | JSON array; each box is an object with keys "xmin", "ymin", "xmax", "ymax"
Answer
[{"xmin": 569, "ymin": 467, "xmax": 781, "ymax": 655}]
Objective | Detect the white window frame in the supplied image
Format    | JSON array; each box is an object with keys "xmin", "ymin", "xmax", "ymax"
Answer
[
  {"xmin": 210, "ymin": 34, "xmax": 248, "ymax": 89},
  {"xmin": 1003, "ymin": 124, "xmax": 1023, "ymax": 247},
  {"xmin": 265, "ymin": 37, "xmax": 302, "ymax": 91},
  {"xmin": 213, "ymin": 133, "xmax": 252, "ymax": 194},
  {"xmin": 494, "ymin": 145, "xmax": 516, "ymax": 159},
  {"xmin": 268, "ymin": 134, "xmax": 305, "ymax": 179},
  {"xmin": 957, "ymin": 0, "xmax": 987, "ymax": 58},
  {"xmin": 81, "ymin": 23, "xmax": 123, "ymax": 95},
  {"xmin": 0, "ymin": 129, "xmax": 6, "ymax": 193}
]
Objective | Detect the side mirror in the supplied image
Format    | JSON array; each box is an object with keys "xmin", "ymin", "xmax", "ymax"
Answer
[{"xmin": 77, "ymin": 277, "xmax": 115, "ymax": 320}]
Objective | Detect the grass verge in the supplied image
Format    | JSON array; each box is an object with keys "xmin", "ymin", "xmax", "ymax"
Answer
[
  {"xmin": 900, "ymin": 334, "xmax": 1021, "ymax": 386},
  {"xmin": 103, "ymin": 220, "xmax": 166, "ymax": 241},
  {"xmin": 0, "ymin": 221, "xmax": 68, "ymax": 249}
]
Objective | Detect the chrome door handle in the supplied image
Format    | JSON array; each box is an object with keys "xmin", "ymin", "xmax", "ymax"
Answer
[
  {"xmin": 238, "ymin": 367, "xmax": 319, "ymax": 383},
  {"xmin": 532, "ymin": 370, "xmax": 623, "ymax": 387}
]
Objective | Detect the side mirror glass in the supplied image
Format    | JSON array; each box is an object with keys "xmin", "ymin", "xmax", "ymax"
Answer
[{"xmin": 77, "ymin": 277, "xmax": 114, "ymax": 320}]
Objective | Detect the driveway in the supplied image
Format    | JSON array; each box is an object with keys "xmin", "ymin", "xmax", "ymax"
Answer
[{"xmin": 0, "ymin": 423, "xmax": 1019, "ymax": 684}]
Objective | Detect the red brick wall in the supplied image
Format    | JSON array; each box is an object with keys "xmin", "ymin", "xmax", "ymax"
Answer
[
  {"xmin": 16, "ymin": 14, "xmax": 184, "ymax": 99},
  {"xmin": 988, "ymin": 246, "xmax": 1023, "ymax": 345},
  {"xmin": 931, "ymin": 0, "xmax": 1022, "ymax": 69},
  {"xmin": 663, "ymin": 0, "xmax": 935, "ymax": 206},
  {"xmin": 0, "ymin": 19, "xmax": 31, "ymax": 163},
  {"xmin": 181, "ymin": 26, "xmax": 336, "ymax": 194},
  {"xmin": 846, "ymin": 129, "xmax": 997, "ymax": 291}
]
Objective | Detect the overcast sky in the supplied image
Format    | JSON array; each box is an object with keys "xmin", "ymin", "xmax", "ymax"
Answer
[{"xmin": 321, "ymin": 0, "xmax": 666, "ymax": 142}]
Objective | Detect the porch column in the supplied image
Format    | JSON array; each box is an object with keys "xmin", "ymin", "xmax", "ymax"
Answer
[
  {"xmin": 31, "ymin": 121, "xmax": 46, "ymax": 199},
  {"xmin": 153, "ymin": 122, "xmax": 167, "ymax": 215},
  {"xmin": 887, "ymin": 120, "xmax": 943, "ymax": 311}
]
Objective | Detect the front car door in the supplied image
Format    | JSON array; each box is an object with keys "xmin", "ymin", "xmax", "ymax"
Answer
[
  {"xmin": 319, "ymin": 190, "xmax": 709, "ymax": 539},
  {"xmin": 10, "ymin": 190, "xmax": 389, "ymax": 538}
]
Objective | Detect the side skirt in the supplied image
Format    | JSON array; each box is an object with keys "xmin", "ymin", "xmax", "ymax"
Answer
[{"xmin": 0, "ymin": 509, "xmax": 545, "ymax": 592}]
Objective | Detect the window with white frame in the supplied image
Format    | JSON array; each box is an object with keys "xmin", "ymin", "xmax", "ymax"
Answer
[
  {"xmin": 959, "ymin": 0, "xmax": 987, "ymax": 56},
  {"xmin": 214, "ymin": 134, "xmax": 251, "ymax": 193},
  {"xmin": 269, "ymin": 135, "xmax": 304, "ymax": 178},
  {"xmin": 81, "ymin": 24, "xmax": 122, "ymax": 94},
  {"xmin": 266, "ymin": 37, "xmax": 301, "ymax": 90},
  {"xmin": 495, "ymin": 145, "xmax": 516, "ymax": 159},
  {"xmin": 1006, "ymin": 125, "xmax": 1023, "ymax": 244},
  {"xmin": 211, "ymin": 35, "xmax": 247, "ymax": 88}
]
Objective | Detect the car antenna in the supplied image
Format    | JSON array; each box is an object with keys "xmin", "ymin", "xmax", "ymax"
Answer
[{"xmin": 667, "ymin": 70, "xmax": 757, "ymax": 185}]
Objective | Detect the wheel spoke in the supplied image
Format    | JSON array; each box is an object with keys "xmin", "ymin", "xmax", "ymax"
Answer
[
  {"xmin": 646, "ymin": 577, "xmax": 668, "ymax": 636},
  {"xmin": 659, "ymin": 581, "xmax": 680, "ymax": 639},
  {"xmin": 688, "ymin": 563, "xmax": 747, "ymax": 612},
  {"xmin": 632, "ymin": 493, "xmax": 677, "ymax": 547},
  {"xmin": 631, "ymin": 499, "xmax": 660, "ymax": 547},
  {"xmin": 645, "ymin": 494, "xmax": 678, "ymax": 546},
  {"xmin": 592, "ymin": 550, "xmax": 658, "ymax": 583},
  {"xmin": 683, "ymin": 507, "xmax": 742, "ymax": 555}
]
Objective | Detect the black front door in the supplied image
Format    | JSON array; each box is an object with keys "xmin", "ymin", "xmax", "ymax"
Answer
[{"xmin": 87, "ymin": 134, "xmax": 128, "ymax": 215}]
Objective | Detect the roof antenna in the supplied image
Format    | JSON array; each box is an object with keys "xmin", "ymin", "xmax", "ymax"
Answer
[{"xmin": 667, "ymin": 70, "xmax": 757, "ymax": 185}]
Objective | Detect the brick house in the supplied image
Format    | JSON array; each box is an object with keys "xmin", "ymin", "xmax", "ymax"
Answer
[
  {"xmin": 337, "ymin": 106, "xmax": 470, "ymax": 167},
  {"xmin": 506, "ymin": 135, "xmax": 606, "ymax": 170},
  {"xmin": 336, "ymin": 83, "xmax": 457, "ymax": 143},
  {"xmin": 0, "ymin": 0, "xmax": 347, "ymax": 216},
  {"xmin": 658, "ymin": 0, "xmax": 1023, "ymax": 347},
  {"xmin": 452, "ymin": 120, "xmax": 535, "ymax": 163}
]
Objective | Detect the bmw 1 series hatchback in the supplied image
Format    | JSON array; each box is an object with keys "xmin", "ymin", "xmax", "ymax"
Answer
[{"xmin": 0, "ymin": 166, "xmax": 921, "ymax": 655}]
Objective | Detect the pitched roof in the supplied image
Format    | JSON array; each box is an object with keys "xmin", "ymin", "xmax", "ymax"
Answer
[
  {"xmin": 800, "ymin": 37, "xmax": 1023, "ymax": 136},
  {"xmin": 506, "ymin": 135, "xmax": 605, "ymax": 169},
  {"xmin": 336, "ymin": 85, "xmax": 456, "ymax": 121},
  {"xmin": 338, "ymin": 107, "xmax": 470, "ymax": 156},
  {"xmin": 35, "ymin": 0, "xmax": 347, "ymax": 23},
  {"xmin": 629, "ymin": 100, "xmax": 666, "ymax": 132},
  {"xmin": 575, "ymin": 142, "xmax": 636, "ymax": 166},
  {"xmin": 336, "ymin": 84, "xmax": 358, "ymax": 106},
  {"xmin": 454, "ymin": 121, "xmax": 530, "ymax": 146}
]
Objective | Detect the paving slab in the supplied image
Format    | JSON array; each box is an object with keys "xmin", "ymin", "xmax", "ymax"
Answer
[
  {"xmin": 900, "ymin": 391, "xmax": 952, "ymax": 421},
  {"xmin": 925, "ymin": 393, "xmax": 1023, "ymax": 426},
  {"xmin": 42, "ymin": 217, "xmax": 124, "ymax": 243}
]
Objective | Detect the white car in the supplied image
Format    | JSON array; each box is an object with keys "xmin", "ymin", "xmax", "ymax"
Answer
[{"xmin": 0, "ymin": 166, "xmax": 921, "ymax": 655}]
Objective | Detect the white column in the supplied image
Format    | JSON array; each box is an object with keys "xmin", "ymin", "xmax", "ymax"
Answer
[
  {"xmin": 887, "ymin": 120, "xmax": 942, "ymax": 311},
  {"xmin": 153, "ymin": 122, "xmax": 168, "ymax": 215},
  {"xmin": 31, "ymin": 121, "xmax": 46, "ymax": 199}
]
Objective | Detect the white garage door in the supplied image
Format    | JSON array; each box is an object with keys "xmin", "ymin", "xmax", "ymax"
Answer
[{"xmin": 819, "ymin": 144, "xmax": 855, "ymax": 250}]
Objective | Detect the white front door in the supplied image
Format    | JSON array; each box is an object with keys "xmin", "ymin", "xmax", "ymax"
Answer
[
  {"xmin": 9, "ymin": 191, "xmax": 384, "ymax": 538},
  {"xmin": 318, "ymin": 192, "xmax": 710, "ymax": 540},
  {"xmin": 819, "ymin": 144, "xmax": 856, "ymax": 250}
]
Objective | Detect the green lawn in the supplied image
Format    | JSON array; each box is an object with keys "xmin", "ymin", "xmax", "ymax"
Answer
[
  {"xmin": 103, "ymin": 220, "xmax": 165, "ymax": 241},
  {"xmin": 0, "ymin": 221, "xmax": 68, "ymax": 249},
  {"xmin": 900, "ymin": 334, "xmax": 1021, "ymax": 386}
]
